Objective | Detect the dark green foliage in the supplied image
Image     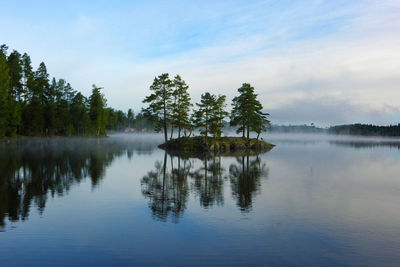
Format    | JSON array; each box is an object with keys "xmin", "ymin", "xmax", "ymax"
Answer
[
  {"xmin": 143, "ymin": 73, "xmax": 173, "ymax": 142},
  {"xmin": 89, "ymin": 85, "xmax": 107, "ymax": 136},
  {"xmin": 329, "ymin": 124, "xmax": 400, "ymax": 136},
  {"xmin": 70, "ymin": 92, "xmax": 89, "ymax": 135},
  {"xmin": 230, "ymin": 83, "xmax": 270, "ymax": 139},
  {"xmin": 0, "ymin": 50, "xmax": 10, "ymax": 138},
  {"xmin": 171, "ymin": 75, "xmax": 192, "ymax": 138},
  {"xmin": 194, "ymin": 92, "xmax": 227, "ymax": 139},
  {"xmin": 0, "ymin": 44, "xmax": 124, "ymax": 138},
  {"xmin": 209, "ymin": 95, "xmax": 228, "ymax": 138}
]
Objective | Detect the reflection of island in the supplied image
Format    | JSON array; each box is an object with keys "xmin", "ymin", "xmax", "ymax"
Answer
[
  {"xmin": 329, "ymin": 140, "xmax": 400, "ymax": 149},
  {"xmin": 141, "ymin": 152, "xmax": 269, "ymax": 222},
  {"xmin": 0, "ymin": 138, "xmax": 153, "ymax": 228}
]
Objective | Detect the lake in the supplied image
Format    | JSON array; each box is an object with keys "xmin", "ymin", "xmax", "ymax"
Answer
[{"xmin": 1, "ymin": 134, "xmax": 400, "ymax": 266}]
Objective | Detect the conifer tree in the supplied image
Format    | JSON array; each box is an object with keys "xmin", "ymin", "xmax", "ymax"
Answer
[
  {"xmin": 70, "ymin": 92, "xmax": 89, "ymax": 135},
  {"xmin": 21, "ymin": 53, "xmax": 33, "ymax": 104},
  {"xmin": 230, "ymin": 83, "xmax": 269, "ymax": 139},
  {"xmin": 194, "ymin": 92, "xmax": 227, "ymax": 140},
  {"xmin": 89, "ymin": 85, "xmax": 107, "ymax": 136},
  {"xmin": 143, "ymin": 73, "xmax": 173, "ymax": 143},
  {"xmin": 209, "ymin": 95, "xmax": 228, "ymax": 138},
  {"xmin": 127, "ymin": 108, "xmax": 134, "ymax": 128},
  {"xmin": 0, "ymin": 49, "xmax": 10, "ymax": 138},
  {"xmin": 171, "ymin": 75, "xmax": 192, "ymax": 138},
  {"xmin": 6, "ymin": 50, "xmax": 22, "ymax": 136}
]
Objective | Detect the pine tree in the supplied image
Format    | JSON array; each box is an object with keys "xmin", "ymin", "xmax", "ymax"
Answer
[
  {"xmin": 127, "ymin": 108, "xmax": 134, "ymax": 128},
  {"xmin": 171, "ymin": 75, "xmax": 192, "ymax": 138},
  {"xmin": 70, "ymin": 92, "xmax": 89, "ymax": 135},
  {"xmin": 21, "ymin": 53, "xmax": 33, "ymax": 103},
  {"xmin": 0, "ymin": 49, "xmax": 10, "ymax": 138},
  {"xmin": 89, "ymin": 85, "xmax": 107, "ymax": 136},
  {"xmin": 209, "ymin": 95, "xmax": 228, "ymax": 138},
  {"xmin": 194, "ymin": 92, "xmax": 214, "ymax": 139},
  {"xmin": 143, "ymin": 73, "xmax": 173, "ymax": 143},
  {"xmin": 6, "ymin": 50, "xmax": 23, "ymax": 136},
  {"xmin": 230, "ymin": 83, "xmax": 269, "ymax": 139}
]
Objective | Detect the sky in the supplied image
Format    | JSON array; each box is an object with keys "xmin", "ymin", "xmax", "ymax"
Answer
[{"xmin": 1, "ymin": 0, "xmax": 400, "ymax": 126}]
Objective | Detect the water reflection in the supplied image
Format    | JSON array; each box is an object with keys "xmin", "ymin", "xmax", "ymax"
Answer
[
  {"xmin": 0, "ymin": 138, "xmax": 154, "ymax": 228},
  {"xmin": 141, "ymin": 153, "xmax": 190, "ymax": 223},
  {"xmin": 230, "ymin": 155, "xmax": 269, "ymax": 212},
  {"xmin": 141, "ymin": 152, "xmax": 269, "ymax": 222}
]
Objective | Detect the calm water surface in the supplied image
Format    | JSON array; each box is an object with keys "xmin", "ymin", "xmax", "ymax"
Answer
[{"xmin": 1, "ymin": 134, "xmax": 400, "ymax": 266}]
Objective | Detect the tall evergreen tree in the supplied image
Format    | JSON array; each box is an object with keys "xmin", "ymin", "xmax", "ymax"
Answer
[
  {"xmin": 171, "ymin": 75, "xmax": 192, "ymax": 138},
  {"xmin": 209, "ymin": 95, "xmax": 228, "ymax": 138},
  {"xmin": 26, "ymin": 62, "xmax": 49, "ymax": 135},
  {"xmin": 6, "ymin": 50, "xmax": 23, "ymax": 136},
  {"xmin": 89, "ymin": 85, "xmax": 107, "ymax": 136},
  {"xmin": 70, "ymin": 92, "xmax": 89, "ymax": 135},
  {"xmin": 0, "ymin": 49, "xmax": 10, "ymax": 138},
  {"xmin": 194, "ymin": 92, "xmax": 227, "ymax": 140},
  {"xmin": 143, "ymin": 73, "xmax": 173, "ymax": 143},
  {"xmin": 127, "ymin": 108, "xmax": 134, "ymax": 128},
  {"xmin": 230, "ymin": 83, "xmax": 269, "ymax": 139},
  {"xmin": 21, "ymin": 53, "xmax": 33, "ymax": 103},
  {"xmin": 7, "ymin": 50, "xmax": 23, "ymax": 102}
]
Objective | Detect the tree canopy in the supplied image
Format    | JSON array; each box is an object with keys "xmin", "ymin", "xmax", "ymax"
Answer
[
  {"xmin": 0, "ymin": 44, "xmax": 139, "ymax": 138},
  {"xmin": 142, "ymin": 74, "xmax": 271, "ymax": 141},
  {"xmin": 230, "ymin": 83, "xmax": 270, "ymax": 139}
]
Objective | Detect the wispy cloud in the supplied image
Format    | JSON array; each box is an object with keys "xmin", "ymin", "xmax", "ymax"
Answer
[{"xmin": 2, "ymin": 0, "xmax": 400, "ymax": 125}]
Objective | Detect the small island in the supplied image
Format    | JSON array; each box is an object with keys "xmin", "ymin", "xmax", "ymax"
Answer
[
  {"xmin": 159, "ymin": 136, "xmax": 274, "ymax": 154},
  {"xmin": 142, "ymin": 74, "xmax": 273, "ymax": 155}
]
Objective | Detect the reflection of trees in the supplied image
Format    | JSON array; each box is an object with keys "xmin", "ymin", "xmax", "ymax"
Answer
[
  {"xmin": 190, "ymin": 156, "xmax": 225, "ymax": 209},
  {"xmin": 229, "ymin": 155, "xmax": 269, "ymax": 212},
  {"xmin": 0, "ymin": 138, "xmax": 148, "ymax": 228},
  {"xmin": 141, "ymin": 153, "xmax": 190, "ymax": 223},
  {"xmin": 141, "ymin": 152, "xmax": 270, "ymax": 222},
  {"xmin": 330, "ymin": 140, "xmax": 400, "ymax": 149}
]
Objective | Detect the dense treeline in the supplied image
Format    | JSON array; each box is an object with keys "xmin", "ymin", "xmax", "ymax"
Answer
[
  {"xmin": 143, "ymin": 73, "xmax": 270, "ymax": 142},
  {"xmin": 329, "ymin": 124, "xmax": 400, "ymax": 137},
  {"xmin": 0, "ymin": 44, "xmax": 152, "ymax": 138}
]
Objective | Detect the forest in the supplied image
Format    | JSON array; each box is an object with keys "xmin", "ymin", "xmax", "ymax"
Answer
[
  {"xmin": 329, "ymin": 124, "xmax": 400, "ymax": 136},
  {"xmin": 0, "ymin": 44, "xmax": 152, "ymax": 138}
]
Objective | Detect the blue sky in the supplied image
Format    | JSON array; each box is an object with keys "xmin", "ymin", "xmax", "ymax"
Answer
[{"xmin": 2, "ymin": 0, "xmax": 400, "ymax": 125}]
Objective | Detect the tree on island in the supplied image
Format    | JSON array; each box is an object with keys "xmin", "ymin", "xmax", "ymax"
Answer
[
  {"xmin": 194, "ymin": 92, "xmax": 227, "ymax": 141},
  {"xmin": 230, "ymin": 83, "xmax": 270, "ymax": 139},
  {"xmin": 143, "ymin": 73, "xmax": 173, "ymax": 143},
  {"xmin": 170, "ymin": 75, "xmax": 192, "ymax": 138}
]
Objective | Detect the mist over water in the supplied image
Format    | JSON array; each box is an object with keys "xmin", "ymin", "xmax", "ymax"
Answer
[{"xmin": 1, "ymin": 134, "xmax": 400, "ymax": 266}]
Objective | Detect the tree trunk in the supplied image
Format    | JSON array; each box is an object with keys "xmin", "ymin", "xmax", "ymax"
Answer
[
  {"xmin": 178, "ymin": 126, "xmax": 181, "ymax": 138},
  {"xmin": 247, "ymin": 126, "xmax": 250, "ymax": 139},
  {"xmin": 205, "ymin": 109, "xmax": 208, "ymax": 144},
  {"xmin": 163, "ymin": 99, "xmax": 168, "ymax": 143},
  {"xmin": 256, "ymin": 132, "xmax": 260, "ymax": 140},
  {"xmin": 170, "ymin": 124, "xmax": 174, "ymax": 140}
]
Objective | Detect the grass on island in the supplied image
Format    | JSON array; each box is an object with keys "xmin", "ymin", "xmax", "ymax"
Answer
[{"xmin": 158, "ymin": 136, "xmax": 274, "ymax": 155}]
